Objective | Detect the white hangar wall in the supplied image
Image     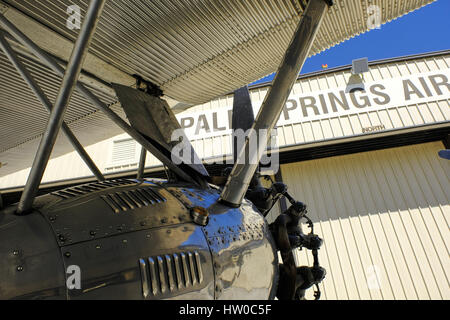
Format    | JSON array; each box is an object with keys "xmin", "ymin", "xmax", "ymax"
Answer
[
  {"xmin": 281, "ymin": 141, "xmax": 449, "ymax": 300},
  {"xmin": 0, "ymin": 52, "xmax": 449, "ymax": 301},
  {"xmin": 1, "ymin": 51, "xmax": 449, "ymax": 188},
  {"xmin": 178, "ymin": 52, "xmax": 450, "ymax": 161}
]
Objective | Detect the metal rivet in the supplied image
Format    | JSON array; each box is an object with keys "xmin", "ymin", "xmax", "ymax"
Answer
[
  {"xmin": 123, "ymin": 239, "xmax": 128, "ymax": 243},
  {"xmin": 95, "ymin": 245, "xmax": 101, "ymax": 249},
  {"xmin": 16, "ymin": 266, "xmax": 23, "ymax": 272},
  {"xmin": 64, "ymin": 252, "xmax": 71, "ymax": 258},
  {"xmin": 146, "ymin": 234, "xmax": 151, "ymax": 239},
  {"xmin": 13, "ymin": 250, "xmax": 19, "ymax": 256},
  {"xmin": 58, "ymin": 235, "xmax": 65, "ymax": 242},
  {"xmin": 90, "ymin": 231, "xmax": 96, "ymax": 236}
]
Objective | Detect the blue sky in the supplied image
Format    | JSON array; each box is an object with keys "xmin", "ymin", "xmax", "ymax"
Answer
[{"xmin": 253, "ymin": 0, "xmax": 450, "ymax": 84}]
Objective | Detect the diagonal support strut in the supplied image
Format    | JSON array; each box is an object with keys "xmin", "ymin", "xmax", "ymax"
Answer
[
  {"xmin": 220, "ymin": 0, "xmax": 332, "ymax": 207},
  {"xmin": 137, "ymin": 147, "xmax": 147, "ymax": 180},
  {"xmin": 0, "ymin": 31, "xmax": 105, "ymax": 182},
  {"xmin": 15, "ymin": 0, "xmax": 106, "ymax": 214},
  {"xmin": 0, "ymin": 11, "xmax": 198, "ymax": 187}
]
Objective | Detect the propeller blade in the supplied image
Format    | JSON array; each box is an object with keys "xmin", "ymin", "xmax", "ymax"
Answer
[{"xmin": 232, "ymin": 86, "xmax": 255, "ymax": 164}]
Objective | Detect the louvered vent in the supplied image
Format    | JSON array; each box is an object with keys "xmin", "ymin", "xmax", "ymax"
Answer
[
  {"xmin": 51, "ymin": 179, "xmax": 136, "ymax": 199},
  {"xmin": 139, "ymin": 251, "xmax": 203, "ymax": 298},
  {"xmin": 111, "ymin": 138, "xmax": 136, "ymax": 164},
  {"xmin": 101, "ymin": 187, "xmax": 166, "ymax": 213}
]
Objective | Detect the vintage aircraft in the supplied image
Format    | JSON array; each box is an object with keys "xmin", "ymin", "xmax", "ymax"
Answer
[{"xmin": 0, "ymin": 0, "xmax": 436, "ymax": 299}]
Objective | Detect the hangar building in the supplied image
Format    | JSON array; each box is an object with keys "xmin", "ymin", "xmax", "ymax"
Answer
[{"xmin": 1, "ymin": 50, "xmax": 449, "ymax": 300}]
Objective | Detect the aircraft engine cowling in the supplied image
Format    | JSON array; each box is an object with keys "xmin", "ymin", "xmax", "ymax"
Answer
[{"xmin": 0, "ymin": 179, "xmax": 278, "ymax": 300}]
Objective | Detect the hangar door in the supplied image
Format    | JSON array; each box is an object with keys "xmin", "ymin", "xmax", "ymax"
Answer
[{"xmin": 280, "ymin": 141, "xmax": 449, "ymax": 300}]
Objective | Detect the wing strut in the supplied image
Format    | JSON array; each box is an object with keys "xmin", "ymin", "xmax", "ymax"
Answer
[
  {"xmin": 220, "ymin": 0, "xmax": 333, "ymax": 207},
  {"xmin": 137, "ymin": 147, "xmax": 147, "ymax": 180},
  {"xmin": 0, "ymin": 31, "xmax": 105, "ymax": 183},
  {"xmin": 0, "ymin": 8, "xmax": 198, "ymax": 189},
  {"xmin": 7, "ymin": 0, "xmax": 106, "ymax": 214}
]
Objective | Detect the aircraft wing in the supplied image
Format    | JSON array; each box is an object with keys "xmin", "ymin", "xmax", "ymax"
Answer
[{"xmin": 0, "ymin": 0, "xmax": 436, "ymax": 178}]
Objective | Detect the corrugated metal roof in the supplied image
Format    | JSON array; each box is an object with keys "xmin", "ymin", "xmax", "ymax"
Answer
[
  {"xmin": 2, "ymin": 0, "xmax": 436, "ymax": 104},
  {"xmin": 0, "ymin": 49, "xmax": 125, "ymax": 176},
  {"xmin": 0, "ymin": 52, "xmax": 117, "ymax": 151},
  {"xmin": 0, "ymin": 0, "xmax": 437, "ymax": 177}
]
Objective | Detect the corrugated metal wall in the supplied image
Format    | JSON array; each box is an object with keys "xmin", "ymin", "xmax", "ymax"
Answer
[
  {"xmin": 1, "ymin": 52, "xmax": 448, "ymax": 190},
  {"xmin": 281, "ymin": 141, "xmax": 449, "ymax": 300}
]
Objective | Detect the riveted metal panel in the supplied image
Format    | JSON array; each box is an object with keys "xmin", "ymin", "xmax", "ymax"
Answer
[
  {"xmin": 37, "ymin": 180, "xmax": 190, "ymax": 246},
  {"xmin": 163, "ymin": 185, "xmax": 279, "ymax": 299},
  {"xmin": 0, "ymin": 209, "xmax": 66, "ymax": 299},
  {"xmin": 61, "ymin": 224, "xmax": 214, "ymax": 300}
]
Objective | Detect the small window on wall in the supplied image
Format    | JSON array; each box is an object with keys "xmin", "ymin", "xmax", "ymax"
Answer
[{"xmin": 111, "ymin": 138, "xmax": 136, "ymax": 165}]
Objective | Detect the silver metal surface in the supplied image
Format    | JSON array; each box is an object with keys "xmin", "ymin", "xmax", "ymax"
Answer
[
  {"xmin": 0, "ymin": 209, "xmax": 66, "ymax": 299},
  {"xmin": 112, "ymin": 83, "xmax": 209, "ymax": 178},
  {"xmin": 148, "ymin": 257, "xmax": 158, "ymax": 296},
  {"xmin": 1, "ymin": 178, "xmax": 278, "ymax": 299},
  {"xmin": 16, "ymin": 0, "xmax": 106, "ymax": 214},
  {"xmin": 62, "ymin": 224, "xmax": 214, "ymax": 300},
  {"xmin": 220, "ymin": 0, "xmax": 330, "ymax": 207},
  {"xmin": 139, "ymin": 258, "xmax": 150, "ymax": 298},
  {"xmin": 100, "ymin": 187, "xmax": 167, "ymax": 213},
  {"xmin": 232, "ymin": 86, "xmax": 255, "ymax": 164},
  {"xmin": 0, "ymin": 31, "xmax": 105, "ymax": 182},
  {"xmin": 137, "ymin": 147, "xmax": 146, "ymax": 180},
  {"xmin": 165, "ymin": 184, "xmax": 279, "ymax": 299},
  {"xmin": 139, "ymin": 250, "xmax": 205, "ymax": 297},
  {"xmin": 39, "ymin": 181, "xmax": 189, "ymax": 246},
  {"xmin": 205, "ymin": 201, "xmax": 279, "ymax": 299}
]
